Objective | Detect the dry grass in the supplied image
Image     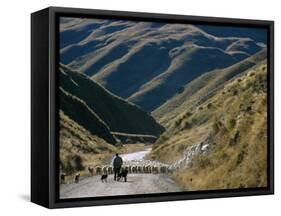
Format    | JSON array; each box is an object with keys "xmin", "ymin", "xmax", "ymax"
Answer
[
  {"xmin": 59, "ymin": 111, "xmax": 117, "ymax": 179},
  {"xmin": 151, "ymin": 63, "xmax": 268, "ymax": 190},
  {"xmin": 152, "ymin": 49, "xmax": 266, "ymax": 128}
]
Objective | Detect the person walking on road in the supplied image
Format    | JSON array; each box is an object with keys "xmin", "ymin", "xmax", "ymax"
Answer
[{"xmin": 113, "ymin": 153, "xmax": 123, "ymax": 181}]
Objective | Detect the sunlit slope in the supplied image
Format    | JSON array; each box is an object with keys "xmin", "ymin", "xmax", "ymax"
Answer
[
  {"xmin": 152, "ymin": 48, "xmax": 267, "ymax": 128},
  {"xmin": 150, "ymin": 63, "xmax": 267, "ymax": 190}
]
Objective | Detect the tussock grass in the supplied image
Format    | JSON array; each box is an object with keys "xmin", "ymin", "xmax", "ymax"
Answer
[
  {"xmin": 59, "ymin": 111, "xmax": 117, "ymax": 178},
  {"xmin": 151, "ymin": 63, "xmax": 268, "ymax": 190},
  {"xmin": 152, "ymin": 49, "xmax": 267, "ymax": 128}
]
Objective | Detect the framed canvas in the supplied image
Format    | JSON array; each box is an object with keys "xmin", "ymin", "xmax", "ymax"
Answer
[{"xmin": 31, "ymin": 6, "xmax": 274, "ymax": 208}]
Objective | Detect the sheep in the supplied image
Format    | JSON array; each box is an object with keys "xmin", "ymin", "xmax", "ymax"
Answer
[
  {"xmin": 102, "ymin": 166, "xmax": 110, "ymax": 175},
  {"xmin": 137, "ymin": 166, "xmax": 143, "ymax": 173},
  {"xmin": 88, "ymin": 167, "xmax": 94, "ymax": 176},
  {"xmin": 152, "ymin": 166, "xmax": 159, "ymax": 174},
  {"xmin": 74, "ymin": 173, "xmax": 80, "ymax": 183},
  {"xmin": 160, "ymin": 166, "xmax": 168, "ymax": 174},
  {"xmin": 132, "ymin": 166, "xmax": 137, "ymax": 173},
  {"xmin": 107, "ymin": 166, "xmax": 113, "ymax": 174},
  {"xmin": 143, "ymin": 165, "xmax": 147, "ymax": 173},
  {"xmin": 147, "ymin": 166, "xmax": 151, "ymax": 173},
  {"xmin": 128, "ymin": 166, "xmax": 132, "ymax": 173},
  {"xmin": 95, "ymin": 166, "xmax": 102, "ymax": 175}
]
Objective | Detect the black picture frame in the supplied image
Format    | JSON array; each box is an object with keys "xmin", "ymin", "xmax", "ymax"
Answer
[{"xmin": 31, "ymin": 6, "xmax": 274, "ymax": 209}]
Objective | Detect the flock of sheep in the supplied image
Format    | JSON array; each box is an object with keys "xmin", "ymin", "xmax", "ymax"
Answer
[{"xmin": 88, "ymin": 165, "xmax": 171, "ymax": 176}]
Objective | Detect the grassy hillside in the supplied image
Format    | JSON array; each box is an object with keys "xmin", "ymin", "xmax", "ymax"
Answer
[
  {"xmin": 60, "ymin": 64, "xmax": 164, "ymax": 136},
  {"xmin": 60, "ymin": 111, "xmax": 117, "ymax": 175},
  {"xmin": 152, "ymin": 48, "xmax": 267, "ymax": 128},
  {"xmin": 59, "ymin": 18, "xmax": 265, "ymax": 112},
  {"xmin": 197, "ymin": 25, "xmax": 267, "ymax": 43},
  {"xmin": 150, "ymin": 63, "xmax": 267, "ymax": 190},
  {"xmin": 127, "ymin": 44, "xmax": 239, "ymax": 111}
]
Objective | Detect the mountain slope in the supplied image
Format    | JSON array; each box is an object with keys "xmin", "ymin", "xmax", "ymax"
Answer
[
  {"xmin": 59, "ymin": 64, "xmax": 165, "ymax": 136},
  {"xmin": 60, "ymin": 87, "xmax": 117, "ymax": 144},
  {"xmin": 197, "ymin": 25, "xmax": 267, "ymax": 43},
  {"xmin": 126, "ymin": 44, "xmax": 240, "ymax": 111},
  {"xmin": 152, "ymin": 48, "xmax": 267, "ymax": 127},
  {"xmin": 59, "ymin": 19, "xmax": 265, "ymax": 112},
  {"xmin": 149, "ymin": 63, "xmax": 267, "ymax": 190},
  {"xmin": 60, "ymin": 111, "xmax": 117, "ymax": 175},
  {"xmin": 59, "ymin": 17, "xmax": 109, "ymax": 49}
]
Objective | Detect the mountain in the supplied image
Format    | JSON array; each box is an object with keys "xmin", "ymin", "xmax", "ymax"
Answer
[
  {"xmin": 59, "ymin": 64, "xmax": 165, "ymax": 137},
  {"xmin": 59, "ymin": 17, "xmax": 109, "ymax": 49},
  {"xmin": 58, "ymin": 18, "xmax": 268, "ymax": 187},
  {"xmin": 126, "ymin": 44, "xmax": 239, "ymax": 111},
  {"xmin": 196, "ymin": 25, "xmax": 267, "ymax": 43},
  {"xmin": 60, "ymin": 87, "xmax": 117, "ymax": 144},
  {"xmin": 149, "ymin": 63, "xmax": 267, "ymax": 190},
  {"xmin": 152, "ymin": 48, "xmax": 267, "ymax": 127},
  {"xmin": 59, "ymin": 18, "xmax": 265, "ymax": 112}
]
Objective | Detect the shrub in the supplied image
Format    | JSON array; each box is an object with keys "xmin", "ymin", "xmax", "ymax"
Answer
[
  {"xmin": 207, "ymin": 103, "xmax": 213, "ymax": 109},
  {"xmin": 177, "ymin": 86, "xmax": 185, "ymax": 94},
  {"xmin": 246, "ymin": 106, "xmax": 252, "ymax": 112},
  {"xmin": 181, "ymin": 121, "xmax": 192, "ymax": 130},
  {"xmin": 212, "ymin": 120, "xmax": 220, "ymax": 134},
  {"xmin": 249, "ymin": 72, "xmax": 255, "ymax": 77},
  {"xmin": 72, "ymin": 155, "xmax": 84, "ymax": 170},
  {"xmin": 236, "ymin": 150, "xmax": 245, "ymax": 165},
  {"xmin": 174, "ymin": 119, "xmax": 181, "ymax": 126},
  {"xmin": 61, "ymin": 154, "xmax": 84, "ymax": 174},
  {"xmin": 229, "ymin": 131, "xmax": 240, "ymax": 146},
  {"xmin": 228, "ymin": 118, "xmax": 236, "ymax": 129}
]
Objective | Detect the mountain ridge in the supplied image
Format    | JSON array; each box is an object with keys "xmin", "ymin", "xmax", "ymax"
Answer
[
  {"xmin": 59, "ymin": 18, "xmax": 265, "ymax": 112},
  {"xmin": 152, "ymin": 48, "xmax": 267, "ymax": 127},
  {"xmin": 59, "ymin": 64, "xmax": 165, "ymax": 137}
]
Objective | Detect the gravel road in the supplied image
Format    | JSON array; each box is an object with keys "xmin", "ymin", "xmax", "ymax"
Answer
[
  {"xmin": 60, "ymin": 147, "xmax": 183, "ymax": 198},
  {"xmin": 60, "ymin": 173, "xmax": 183, "ymax": 198}
]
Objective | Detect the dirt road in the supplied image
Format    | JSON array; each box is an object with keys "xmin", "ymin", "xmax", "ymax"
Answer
[
  {"xmin": 60, "ymin": 147, "xmax": 183, "ymax": 198},
  {"xmin": 60, "ymin": 173, "xmax": 182, "ymax": 198}
]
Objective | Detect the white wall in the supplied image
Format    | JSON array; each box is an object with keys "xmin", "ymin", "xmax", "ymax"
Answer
[{"xmin": 0, "ymin": 0, "xmax": 279, "ymax": 214}]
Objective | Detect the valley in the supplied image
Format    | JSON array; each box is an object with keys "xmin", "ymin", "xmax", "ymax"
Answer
[{"xmin": 58, "ymin": 17, "xmax": 268, "ymax": 196}]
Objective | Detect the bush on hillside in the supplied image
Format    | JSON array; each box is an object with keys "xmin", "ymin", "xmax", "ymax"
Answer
[{"xmin": 61, "ymin": 154, "xmax": 84, "ymax": 175}]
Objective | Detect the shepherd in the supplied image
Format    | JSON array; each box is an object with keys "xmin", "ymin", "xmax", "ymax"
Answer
[{"xmin": 113, "ymin": 153, "xmax": 123, "ymax": 181}]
